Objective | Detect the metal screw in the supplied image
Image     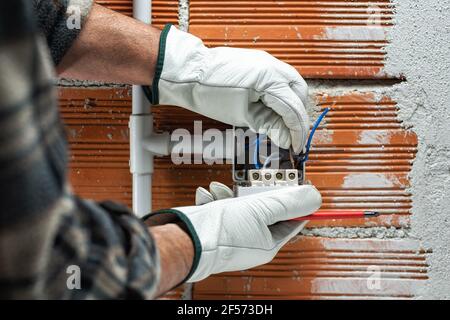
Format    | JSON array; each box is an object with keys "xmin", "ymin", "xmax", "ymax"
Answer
[
  {"xmin": 235, "ymin": 171, "xmax": 245, "ymax": 180},
  {"xmin": 275, "ymin": 172, "xmax": 283, "ymax": 180},
  {"xmin": 264, "ymin": 173, "xmax": 272, "ymax": 180},
  {"xmin": 288, "ymin": 172, "xmax": 296, "ymax": 180},
  {"xmin": 252, "ymin": 172, "xmax": 260, "ymax": 180}
]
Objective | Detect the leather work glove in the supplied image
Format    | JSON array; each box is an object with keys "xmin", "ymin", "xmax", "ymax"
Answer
[
  {"xmin": 145, "ymin": 182, "xmax": 321, "ymax": 282},
  {"xmin": 144, "ymin": 25, "xmax": 310, "ymax": 153}
]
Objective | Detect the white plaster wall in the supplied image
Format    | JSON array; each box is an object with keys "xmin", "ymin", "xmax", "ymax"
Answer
[{"xmin": 384, "ymin": 0, "xmax": 450, "ymax": 299}]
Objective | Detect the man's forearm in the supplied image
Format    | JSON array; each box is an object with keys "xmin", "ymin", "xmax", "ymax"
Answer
[
  {"xmin": 150, "ymin": 224, "xmax": 194, "ymax": 297},
  {"xmin": 57, "ymin": 4, "xmax": 161, "ymax": 84}
]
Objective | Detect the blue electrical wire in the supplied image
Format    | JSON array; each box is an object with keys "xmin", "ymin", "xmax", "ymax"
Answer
[
  {"xmin": 252, "ymin": 107, "xmax": 330, "ymax": 168},
  {"xmin": 300, "ymin": 107, "xmax": 330, "ymax": 163},
  {"xmin": 253, "ymin": 136, "xmax": 261, "ymax": 169}
]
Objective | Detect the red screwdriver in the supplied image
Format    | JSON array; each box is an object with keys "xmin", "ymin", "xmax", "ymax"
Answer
[{"xmin": 293, "ymin": 210, "xmax": 380, "ymax": 221}]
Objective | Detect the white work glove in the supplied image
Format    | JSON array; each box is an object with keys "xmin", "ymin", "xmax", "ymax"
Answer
[
  {"xmin": 144, "ymin": 24, "xmax": 310, "ymax": 152},
  {"xmin": 145, "ymin": 182, "xmax": 321, "ymax": 283}
]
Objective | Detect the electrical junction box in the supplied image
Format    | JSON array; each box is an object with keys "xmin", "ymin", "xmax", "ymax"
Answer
[{"xmin": 232, "ymin": 128, "xmax": 306, "ymax": 197}]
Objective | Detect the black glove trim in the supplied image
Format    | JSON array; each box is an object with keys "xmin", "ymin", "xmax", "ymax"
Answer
[
  {"xmin": 143, "ymin": 208, "xmax": 202, "ymax": 284},
  {"xmin": 142, "ymin": 23, "xmax": 172, "ymax": 105}
]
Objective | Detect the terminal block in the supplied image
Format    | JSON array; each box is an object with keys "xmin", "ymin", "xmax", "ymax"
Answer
[
  {"xmin": 235, "ymin": 169, "xmax": 301, "ymax": 197},
  {"xmin": 248, "ymin": 169, "xmax": 299, "ymax": 187}
]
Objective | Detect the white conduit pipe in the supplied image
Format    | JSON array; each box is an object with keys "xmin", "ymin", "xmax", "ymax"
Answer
[{"xmin": 131, "ymin": 0, "xmax": 153, "ymax": 217}]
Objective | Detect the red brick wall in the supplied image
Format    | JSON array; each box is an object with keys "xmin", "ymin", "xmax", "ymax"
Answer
[{"xmin": 59, "ymin": 0, "xmax": 427, "ymax": 299}]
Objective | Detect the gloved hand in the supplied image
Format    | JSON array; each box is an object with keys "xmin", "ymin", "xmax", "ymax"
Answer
[
  {"xmin": 144, "ymin": 25, "xmax": 310, "ymax": 153},
  {"xmin": 146, "ymin": 182, "xmax": 321, "ymax": 282}
]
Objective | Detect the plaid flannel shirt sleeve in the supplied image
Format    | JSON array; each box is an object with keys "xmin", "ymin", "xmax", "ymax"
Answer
[
  {"xmin": 0, "ymin": 0, "xmax": 160, "ymax": 299},
  {"xmin": 33, "ymin": 0, "xmax": 94, "ymax": 65}
]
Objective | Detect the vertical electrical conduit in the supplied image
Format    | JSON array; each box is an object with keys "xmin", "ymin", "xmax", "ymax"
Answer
[
  {"xmin": 131, "ymin": 0, "xmax": 153, "ymax": 217},
  {"xmin": 130, "ymin": 0, "xmax": 185, "ymax": 217}
]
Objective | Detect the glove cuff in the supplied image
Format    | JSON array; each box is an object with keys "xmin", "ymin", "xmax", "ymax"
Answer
[
  {"xmin": 142, "ymin": 23, "xmax": 172, "ymax": 105},
  {"xmin": 143, "ymin": 209, "xmax": 202, "ymax": 284}
]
